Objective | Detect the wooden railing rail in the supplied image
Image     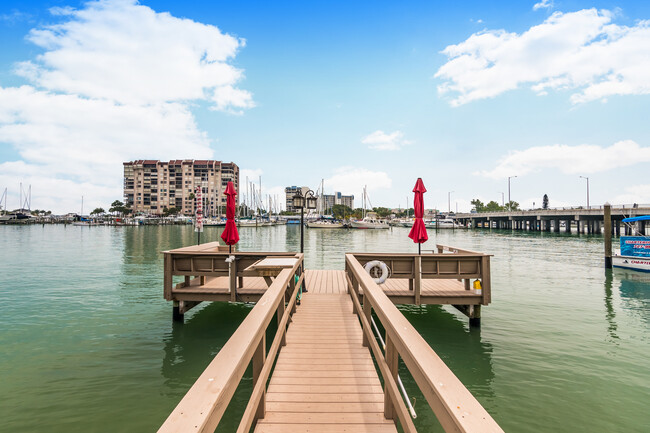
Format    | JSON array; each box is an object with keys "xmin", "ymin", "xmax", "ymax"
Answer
[
  {"xmin": 346, "ymin": 254, "xmax": 503, "ymax": 433},
  {"xmin": 350, "ymin": 252, "xmax": 491, "ymax": 305},
  {"xmin": 163, "ymin": 244, "xmax": 299, "ymax": 301},
  {"xmin": 435, "ymin": 244, "xmax": 483, "ymax": 255},
  {"xmin": 158, "ymin": 254, "xmax": 303, "ymax": 433}
]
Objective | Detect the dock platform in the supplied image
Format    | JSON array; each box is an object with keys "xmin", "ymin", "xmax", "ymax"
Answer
[{"xmin": 159, "ymin": 244, "xmax": 502, "ymax": 432}]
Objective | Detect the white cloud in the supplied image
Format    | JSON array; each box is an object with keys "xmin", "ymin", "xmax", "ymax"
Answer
[
  {"xmin": 533, "ymin": 1, "xmax": 553, "ymax": 11},
  {"xmin": 361, "ymin": 130, "xmax": 410, "ymax": 151},
  {"xmin": 240, "ymin": 168, "xmax": 264, "ymax": 181},
  {"xmin": 0, "ymin": 0, "xmax": 253, "ymax": 213},
  {"xmin": 435, "ymin": 9, "xmax": 650, "ymax": 105},
  {"xmin": 476, "ymin": 140, "xmax": 650, "ymax": 179},
  {"xmin": 612, "ymin": 184, "xmax": 650, "ymax": 205},
  {"xmin": 17, "ymin": 0, "xmax": 251, "ymax": 109},
  {"xmin": 325, "ymin": 167, "xmax": 392, "ymax": 206}
]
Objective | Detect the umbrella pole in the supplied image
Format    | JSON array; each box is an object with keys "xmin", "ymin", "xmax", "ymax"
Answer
[
  {"xmin": 197, "ymin": 232, "xmax": 201, "ymax": 245},
  {"xmin": 229, "ymin": 244, "xmax": 232, "ymax": 254},
  {"xmin": 418, "ymin": 243, "xmax": 421, "ymax": 255}
]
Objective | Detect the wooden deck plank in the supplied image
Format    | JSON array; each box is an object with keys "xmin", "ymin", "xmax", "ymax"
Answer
[
  {"xmin": 255, "ymin": 423, "xmax": 397, "ymax": 433},
  {"xmin": 266, "ymin": 402, "xmax": 384, "ymax": 413},
  {"xmin": 261, "ymin": 412, "xmax": 392, "ymax": 424},
  {"xmin": 255, "ymin": 292, "xmax": 397, "ymax": 433}
]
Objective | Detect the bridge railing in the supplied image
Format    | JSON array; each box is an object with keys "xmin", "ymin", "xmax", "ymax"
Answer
[
  {"xmin": 157, "ymin": 254, "xmax": 304, "ymax": 433},
  {"xmin": 345, "ymin": 253, "xmax": 503, "ymax": 433},
  {"xmin": 348, "ymin": 250, "xmax": 491, "ymax": 305}
]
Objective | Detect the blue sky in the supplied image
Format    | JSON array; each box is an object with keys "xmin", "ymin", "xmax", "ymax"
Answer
[{"xmin": 1, "ymin": 0, "xmax": 650, "ymax": 213}]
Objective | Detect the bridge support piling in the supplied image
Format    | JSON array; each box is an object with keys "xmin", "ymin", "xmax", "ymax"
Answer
[{"xmin": 615, "ymin": 220, "xmax": 620, "ymax": 236}]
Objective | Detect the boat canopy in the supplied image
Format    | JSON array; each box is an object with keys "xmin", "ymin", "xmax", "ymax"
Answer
[{"xmin": 622, "ymin": 215, "xmax": 650, "ymax": 222}]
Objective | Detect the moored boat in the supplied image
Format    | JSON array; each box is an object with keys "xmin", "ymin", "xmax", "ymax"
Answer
[
  {"xmin": 613, "ymin": 215, "xmax": 650, "ymax": 273},
  {"xmin": 350, "ymin": 212, "xmax": 389, "ymax": 229},
  {"xmin": 307, "ymin": 220, "xmax": 344, "ymax": 228}
]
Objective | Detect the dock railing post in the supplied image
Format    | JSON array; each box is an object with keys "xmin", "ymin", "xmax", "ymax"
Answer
[
  {"xmin": 384, "ymin": 335, "xmax": 399, "ymax": 420},
  {"xmin": 604, "ymin": 203, "xmax": 612, "ymax": 269},
  {"xmin": 362, "ymin": 299, "xmax": 371, "ymax": 347},
  {"xmin": 252, "ymin": 334, "xmax": 266, "ymax": 421}
]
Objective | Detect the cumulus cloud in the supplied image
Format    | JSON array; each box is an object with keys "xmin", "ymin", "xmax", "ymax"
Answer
[
  {"xmin": 16, "ymin": 0, "xmax": 251, "ymax": 109},
  {"xmin": 325, "ymin": 167, "xmax": 392, "ymax": 205},
  {"xmin": 533, "ymin": 1, "xmax": 553, "ymax": 11},
  {"xmin": 435, "ymin": 8, "xmax": 650, "ymax": 105},
  {"xmin": 476, "ymin": 140, "xmax": 650, "ymax": 179},
  {"xmin": 613, "ymin": 184, "xmax": 650, "ymax": 205},
  {"xmin": 361, "ymin": 130, "xmax": 410, "ymax": 151},
  {"xmin": 0, "ymin": 0, "xmax": 253, "ymax": 213}
]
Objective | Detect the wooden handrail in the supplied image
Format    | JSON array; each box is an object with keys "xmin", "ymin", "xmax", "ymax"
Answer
[
  {"xmin": 236, "ymin": 272, "xmax": 303, "ymax": 433},
  {"xmin": 347, "ymin": 273, "xmax": 417, "ymax": 433},
  {"xmin": 158, "ymin": 254, "xmax": 303, "ymax": 433},
  {"xmin": 435, "ymin": 244, "xmax": 485, "ymax": 255},
  {"xmin": 346, "ymin": 254, "xmax": 503, "ymax": 433}
]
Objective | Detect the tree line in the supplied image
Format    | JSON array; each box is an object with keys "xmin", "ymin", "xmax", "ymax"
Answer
[{"xmin": 471, "ymin": 194, "xmax": 549, "ymax": 212}]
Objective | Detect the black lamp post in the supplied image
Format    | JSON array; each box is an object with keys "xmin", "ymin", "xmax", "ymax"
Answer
[{"xmin": 292, "ymin": 189, "xmax": 317, "ymax": 253}]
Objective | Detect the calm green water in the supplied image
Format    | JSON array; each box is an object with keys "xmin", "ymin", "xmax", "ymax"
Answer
[{"xmin": 1, "ymin": 225, "xmax": 648, "ymax": 432}]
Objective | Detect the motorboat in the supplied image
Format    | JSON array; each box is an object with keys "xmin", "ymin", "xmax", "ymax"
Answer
[
  {"xmin": 613, "ymin": 215, "xmax": 650, "ymax": 272},
  {"xmin": 307, "ymin": 220, "xmax": 344, "ymax": 228},
  {"xmin": 427, "ymin": 218, "xmax": 466, "ymax": 229},
  {"xmin": 203, "ymin": 218, "xmax": 226, "ymax": 227},
  {"xmin": 350, "ymin": 212, "xmax": 389, "ymax": 229}
]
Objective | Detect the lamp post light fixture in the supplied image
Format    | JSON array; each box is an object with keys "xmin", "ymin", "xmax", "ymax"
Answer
[
  {"xmin": 579, "ymin": 176, "xmax": 590, "ymax": 209},
  {"xmin": 292, "ymin": 188, "xmax": 317, "ymax": 253},
  {"xmin": 508, "ymin": 176, "xmax": 517, "ymax": 211}
]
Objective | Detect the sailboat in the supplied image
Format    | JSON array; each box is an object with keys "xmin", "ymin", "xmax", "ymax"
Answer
[
  {"xmin": 307, "ymin": 179, "xmax": 344, "ymax": 228},
  {"xmin": 350, "ymin": 186, "xmax": 389, "ymax": 229},
  {"xmin": 72, "ymin": 196, "xmax": 91, "ymax": 226}
]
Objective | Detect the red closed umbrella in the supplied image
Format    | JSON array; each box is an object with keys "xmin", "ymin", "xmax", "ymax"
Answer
[
  {"xmin": 408, "ymin": 178, "xmax": 428, "ymax": 254},
  {"xmin": 220, "ymin": 181, "xmax": 239, "ymax": 252}
]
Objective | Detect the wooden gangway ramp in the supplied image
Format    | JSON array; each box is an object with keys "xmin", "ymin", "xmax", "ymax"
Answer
[
  {"xmin": 257, "ymin": 291, "xmax": 397, "ymax": 432},
  {"xmin": 159, "ymin": 249, "xmax": 502, "ymax": 432}
]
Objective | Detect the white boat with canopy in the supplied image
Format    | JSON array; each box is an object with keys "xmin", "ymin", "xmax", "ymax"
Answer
[{"xmin": 613, "ymin": 215, "xmax": 650, "ymax": 273}]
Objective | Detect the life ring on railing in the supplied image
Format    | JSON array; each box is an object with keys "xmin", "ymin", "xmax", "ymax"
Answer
[{"xmin": 364, "ymin": 260, "xmax": 390, "ymax": 284}]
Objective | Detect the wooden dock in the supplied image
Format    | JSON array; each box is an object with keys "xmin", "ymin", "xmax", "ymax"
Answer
[
  {"xmin": 257, "ymin": 292, "xmax": 397, "ymax": 432},
  {"xmin": 158, "ymin": 244, "xmax": 502, "ymax": 432},
  {"xmin": 164, "ymin": 244, "xmax": 492, "ymax": 325}
]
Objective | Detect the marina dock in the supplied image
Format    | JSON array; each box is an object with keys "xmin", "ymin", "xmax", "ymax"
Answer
[{"xmin": 159, "ymin": 242, "xmax": 500, "ymax": 432}]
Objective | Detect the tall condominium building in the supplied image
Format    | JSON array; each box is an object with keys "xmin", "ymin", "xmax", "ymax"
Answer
[{"xmin": 123, "ymin": 160, "xmax": 239, "ymax": 216}]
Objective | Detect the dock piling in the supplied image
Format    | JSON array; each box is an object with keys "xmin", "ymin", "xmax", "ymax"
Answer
[{"xmin": 604, "ymin": 203, "xmax": 612, "ymax": 269}]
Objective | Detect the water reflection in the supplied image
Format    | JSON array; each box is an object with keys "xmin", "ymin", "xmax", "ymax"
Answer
[
  {"xmin": 603, "ymin": 270, "xmax": 619, "ymax": 341},
  {"xmin": 615, "ymin": 269, "xmax": 650, "ymax": 325},
  {"xmin": 161, "ymin": 301, "xmax": 253, "ymax": 394}
]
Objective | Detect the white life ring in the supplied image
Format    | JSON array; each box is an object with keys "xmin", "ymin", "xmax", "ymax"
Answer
[{"xmin": 364, "ymin": 260, "xmax": 389, "ymax": 284}]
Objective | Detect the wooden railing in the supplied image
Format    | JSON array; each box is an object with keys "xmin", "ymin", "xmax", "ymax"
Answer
[
  {"xmin": 163, "ymin": 242, "xmax": 299, "ymax": 301},
  {"xmin": 346, "ymin": 253, "xmax": 503, "ymax": 433},
  {"xmin": 158, "ymin": 254, "xmax": 304, "ymax": 433},
  {"xmin": 349, "ymin": 246, "xmax": 491, "ymax": 305}
]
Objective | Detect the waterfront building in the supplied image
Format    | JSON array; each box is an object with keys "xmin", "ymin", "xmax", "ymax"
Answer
[
  {"xmin": 319, "ymin": 191, "xmax": 354, "ymax": 213},
  {"xmin": 285, "ymin": 186, "xmax": 311, "ymax": 211},
  {"xmin": 123, "ymin": 160, "xmax": 239, "ymax": 216}
]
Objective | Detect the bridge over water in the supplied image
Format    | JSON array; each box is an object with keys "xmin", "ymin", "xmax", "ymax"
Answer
[{"xmin": 455, "ymin": 205, "xmax": 650, "ymax": 235}]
